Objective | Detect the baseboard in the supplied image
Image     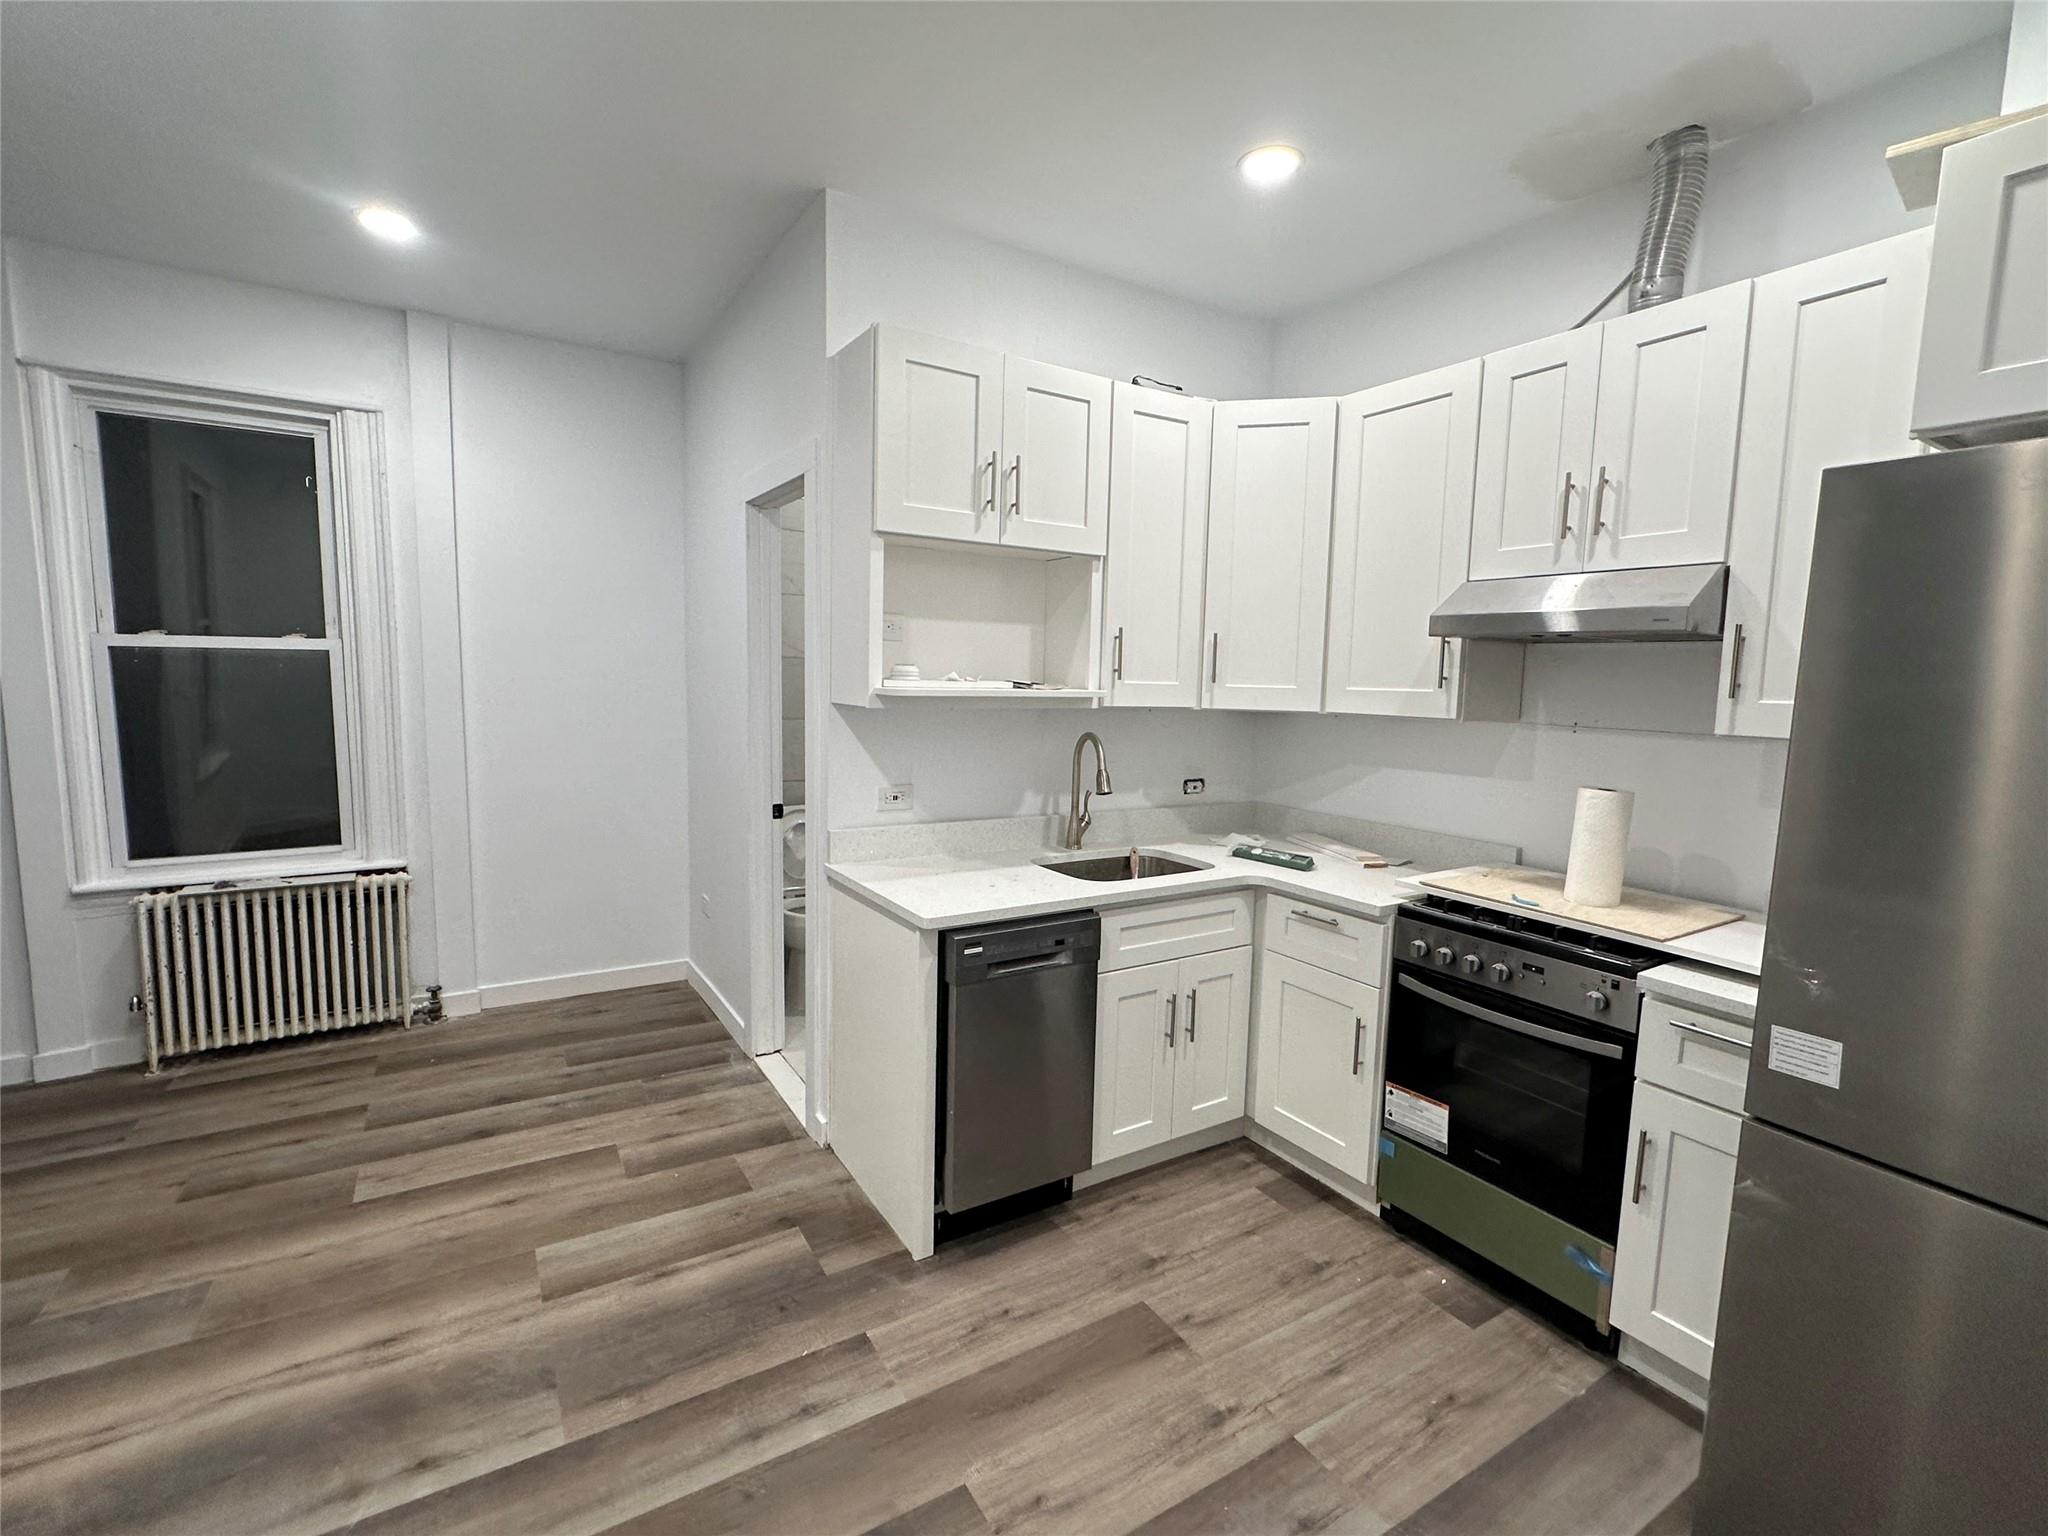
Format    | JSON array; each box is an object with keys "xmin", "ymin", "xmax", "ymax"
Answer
[
  {"xmin": 1074, "ymin": 1119, "xmax": 1248, "ymax": 1191},
  {"xmin": 437, "ymin": 989, "xmax": 483, "ymax": 1019},
  {"xmin": 1245, "ymin": 1121, "xmax": 1381, "ymax": 1216},
  {"xmin": 92, "ymin": 1035, "xmax": 146, "ymax": 1072},
  {"xmin": 1, "ymin": 1052, "xmax": 32, "ymax": 1087},
  {"xmin": 29, "ymin": 1042, "xmax": 97, "ymax": 1081},
  {"xmin": 478, "ymin": 958, "xmax": 692, "ymax": 1011},
  {"xmin": 684, "ymin": 960, "xmax": 748, "ymax": 1050}
]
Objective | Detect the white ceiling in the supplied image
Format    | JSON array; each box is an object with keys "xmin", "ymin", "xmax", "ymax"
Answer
[{"xmin": 0, "ymin": 2, "xmax": 2008, "ymax": 360}]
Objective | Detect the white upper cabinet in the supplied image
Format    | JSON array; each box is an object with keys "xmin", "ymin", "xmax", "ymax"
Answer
[
  {"xmin": 1001, "ymin": 357, "xmax": 1112, "ymax": 556},
  {"xmin": 1105, "ymin": 385, "xmax": 1212, "ymax": 706},
  {"xmin": 1470, "ymin": 328, "xmax": 1600, "ymax": 579},
  {"xmin": 872, "ymin": 327, "xmax": 1003, "ymax": 544},
  {"xmin": 1325, "ymin": 361, "xmax": 1480, "ymax": 719},
  {"xmin": 1584, "ymin": 282, "xmax": 1753, "ymax": 571},
  {"xmin": 1202, "ymin": 398, "xmax": 1337, "ymax": 711},
  {"xmin": 1719, "ymin": 232, "xmax": 1931, "ymax": 738},
  {"xmin": 1913, "ymin": 114, "xmax": 2048, "ymax": 445}
]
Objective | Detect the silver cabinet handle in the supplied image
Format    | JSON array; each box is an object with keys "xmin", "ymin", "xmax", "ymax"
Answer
[
  {"xmin": 1591, "ymin": 466, "xmax": 1611, "ymax": 535},
  {"xmin": 1668, "ymin": 1016, "xmax": 1749, "ymax": 1049},
  {"xmin": 1186, "ymin": 990, "xmax": 1197, "ymax": 1043},
  {"xmin": 1112, "ymin": 627, "xmax": 1124, "ymax": 682},
  {"xmin": 1291, "ymin": 908, "xmax": 1344, "ymax": 930},
  {"xmin": 1165, "ymin": 993, "xmax": 1177, "ymax": 1048},
  {"xmin": 1436, "ymin": 637, "xmax": 1450, "ymax": 689},
  {"xmin": 1209, "ymin": 632, "xmax": 1220, "ymax": 685},
  {"xmin": 1557, "ymin": 471, "xmax": 1575, "ymax": 541},
  {"xmin": 1351, "ymin": 1016, "xmax": 1365, "ymax": 1075},
  {"xmin": 980, "ymin": 450, "xmax": 997, "ymax": 512},
  {"xmin": 1008, "ymin": 454, "xmax": 1022, "ymax": 517},
  {"xmin": 1726, "ymin": 623, "xmax": 1747, "ymax": 701},
  {"xmin": 1631, "ymin": 1128, "xmax": 1653, "ymax": 1204}
]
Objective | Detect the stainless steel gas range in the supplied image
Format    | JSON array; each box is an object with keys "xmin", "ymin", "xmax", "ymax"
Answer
[{"xmin": 1378, "ymin": 893, "xmax": 1666, "ymax": 1338}]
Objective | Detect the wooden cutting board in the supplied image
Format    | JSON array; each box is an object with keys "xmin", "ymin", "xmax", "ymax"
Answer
[{"xmin": 1418, "ymin": 867, "xmax": 1740, "ymax": 942}]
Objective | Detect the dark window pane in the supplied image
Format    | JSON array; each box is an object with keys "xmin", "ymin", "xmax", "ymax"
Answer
[
  {"xmin": 109, "ymin": 647, "xmax": 342, "ymax": 860},
  {"xmin": 97, "ymin": 413, "xmax": 326, "ymax": 637}
]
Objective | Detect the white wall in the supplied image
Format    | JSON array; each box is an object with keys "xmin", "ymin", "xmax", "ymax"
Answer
[
  {"xmin": 1272, "ymin": 37, "xmax": 2006, "ymax": 395},
  {"xmin": 678, "ymin": 195, "xmax": 828, "ymax": 1032},
  {"xmin": 446, "ymin": 322, "xmax": 690, "ymax": 999},
  {"xmin": 1, "ymin": 705, "xmax": 36, "ymax": 1084}
]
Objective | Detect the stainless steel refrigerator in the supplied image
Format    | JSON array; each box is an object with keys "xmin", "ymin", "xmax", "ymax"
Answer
[{"xmin": 1695, "ymin": 439, "xmax": 2048, "ymax": 1534}]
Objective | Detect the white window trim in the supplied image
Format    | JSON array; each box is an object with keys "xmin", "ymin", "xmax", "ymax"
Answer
[{"xmin": 19, "ymin": 366, "xmax": 406, "ymax": 894}]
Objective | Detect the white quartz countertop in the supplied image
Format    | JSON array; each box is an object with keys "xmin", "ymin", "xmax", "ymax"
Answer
[
  {"xmin": 827, "ymin": 838, "xmax": 1422, "ymax": 931},
  {"xmin": 827, "ymin": 839, "xmax": 1767, "ymax": 976}
]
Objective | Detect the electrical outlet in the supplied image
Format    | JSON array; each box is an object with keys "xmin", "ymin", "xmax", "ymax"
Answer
[
  {"xmin": 1183, "ymin": 778, "xmax": 1206, "ymax": 796},
  {"xmin": 881, "ymin": 614, "xmax": 906, "ymax": 642},
  {"xmin": 878, "ymin": 783, "xmax": 914, "ymax": 811}
]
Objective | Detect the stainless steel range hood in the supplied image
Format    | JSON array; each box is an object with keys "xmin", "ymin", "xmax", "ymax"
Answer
[{"xmin": 1429, "ymin": 563, "xmax": 1728, "ymax": 642}]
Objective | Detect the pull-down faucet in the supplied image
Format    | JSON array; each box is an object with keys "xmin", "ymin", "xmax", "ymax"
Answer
[{"xmin": 1064, "ymin": 732, "xmax": 1114, "ymax": 850}]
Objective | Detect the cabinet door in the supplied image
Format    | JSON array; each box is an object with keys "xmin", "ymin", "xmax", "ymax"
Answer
[
  {"xmin": 1584, "ymin": 282, "xmax": 1753, "ymax": 571},
  {"xmin": 1105, "ymin": 386, "xmax": 1212, "ymax": 706},
  {"xmin": 1252, "ymin": 952, "xmax": 1379, "ymax": 1183},
  {"xmin": 1092, "ymin": 960, "xmax": 1179, "ymax": 1165},
  {"xmin": 1470, "ymin": 328, "xmax": 1600, "ymax": 579},
  {"xmin": 1913, "ymin": 114, "xmax": 2048, "ymax": 443},
  {"xmin": 1719, "ymin": 233, "xmax": 1931, "ymax": 738},
  {"xmin": 1326, "ymin": 361, "xmax": 1480, "ymax": 718},
  {"xmin": 1001, "ymin": 356, "xmax": 1112, "ymax": 555},
  {"xmin": 1611, "ymin": 1080, "xmax": 1741, "ymax": 1380},
  {"xmin": 872, "ymin": 327, "xmax": 1002, "ymax": 543},
  {"xmin": 1173, "ymin": 946, "xmax": 1252, "ymax": 1136},
  {"xmin": 1202, "ymin": 398, "xmax": 1337, "ymax": 711}
]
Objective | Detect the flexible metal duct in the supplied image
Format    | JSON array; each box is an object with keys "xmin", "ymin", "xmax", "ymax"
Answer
[{"xmin": 1629, "ymin": 125, "xmax": 1709, "ymax": 310}]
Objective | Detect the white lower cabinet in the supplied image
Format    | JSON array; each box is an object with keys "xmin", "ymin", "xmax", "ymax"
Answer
[
  {"xmin": 1092, "ymin": 947, "xmax": 1252, "ymax": 1164},
  {"xmin": 1611, "ymin": 1078, "xmax": 1742, "ymax": 1379},
  {"xmin": 1251, "ymin": 950, "xmax": 1380, "ymax": 1185}
]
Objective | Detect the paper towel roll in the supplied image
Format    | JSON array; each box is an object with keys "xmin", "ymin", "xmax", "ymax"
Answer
[{"xmin": 1564, "ymin": 786, "xmax": 1634, "ymax": 907}]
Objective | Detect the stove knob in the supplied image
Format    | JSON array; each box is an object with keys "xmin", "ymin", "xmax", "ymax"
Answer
[
  {"xmin": 1434, "ymin": 946, "xmax": 1456, "ymax": 967},
  {"xmin": 1584, "ymin": 990, "xmax": 1610, "ymax": 1013},
  {"xmin": 1407, "ymin": 939, "xmax": 1429, "ymax": 959},
  {"xmin": 1489, "ymin": 962, "xmax": 1512, "ymax": 983},
  {"xmin": 1461, "ymin": 954, "xmax": 1483, "ymax": 974}
]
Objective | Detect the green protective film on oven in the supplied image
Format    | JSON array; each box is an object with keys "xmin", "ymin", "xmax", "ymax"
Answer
[{"xmin": 1377, "ymin": 1133, "xmax": 1611, "ymax": 1324}]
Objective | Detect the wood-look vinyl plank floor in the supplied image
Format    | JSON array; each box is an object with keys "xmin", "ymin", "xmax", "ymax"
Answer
[{"xmin": 0, "ymin": 982, "xmax": 1698, "ymax": 1535}]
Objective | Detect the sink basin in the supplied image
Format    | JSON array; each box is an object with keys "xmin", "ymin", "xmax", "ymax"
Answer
[{"xmin": 1038, "ymin": 849, "xmax": 1212, "ymax": 882}]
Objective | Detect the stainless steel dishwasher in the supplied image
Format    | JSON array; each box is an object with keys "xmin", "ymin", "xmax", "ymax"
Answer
[{"xmin": 938, "ymin": 912, "xmax": 1099, "ymax": 1217}]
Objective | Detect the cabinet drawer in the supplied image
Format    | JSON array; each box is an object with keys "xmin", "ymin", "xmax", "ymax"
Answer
[
  {"xmin": 1259, "ymin": 896, "xmax": 1387, "ymax": 980},
  {"xmin": 1637, "ymin": 998, "xmax": 1753, "ymax": 1113},
  {"xmin": 1098, "ymin": 891, "xmax": 1253, "ymax": 972}
]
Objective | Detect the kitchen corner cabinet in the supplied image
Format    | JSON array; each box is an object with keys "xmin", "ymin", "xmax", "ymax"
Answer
[
  {"xmin": 1104, "ymin": 384, "xmax": 1213, "ymax": 707},
  {"xmin": 1092, "ymin": 947, "xmax": 1252, "ymax": 1164},
  {"xmin": 1202, "ymin": 398, "xmax": 1337, "ymax": 711},
  {"xmin": 1470, "ymin": 283, "xmax": 1750, "ymax": 580},
  {"xmin": 1325, "ymin": 361, "xmax": 1522, "ymax": 720},
  {"xmin": 1251, "ymin": 950, "xmax": 1379, "ymax": 1184},
  {"xmin": 865, "ymin": 325, "xmax": 1111, "ymax": 556},
  {"xmin": 1610, "ymin": 1079, "xmax": 1741, "ymax": 1379},
  {"xmin": 1913, "ymin": 114, "xmax": 2048, "ymax": 446},
  {"xmin": 1718, "ymin": 232, "xmax": 1932, "ymax": 738}
]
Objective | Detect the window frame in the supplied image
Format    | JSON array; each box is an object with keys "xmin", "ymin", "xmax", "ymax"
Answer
[{"xmin": 20, "ymin": 367, "xmax": 405, "ymax": 893}]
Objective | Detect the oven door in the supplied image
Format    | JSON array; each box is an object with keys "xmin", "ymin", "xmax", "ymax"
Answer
[{"xmin": 1383, "ymin": 968, "xmax": 1636, "ymax": 1241}]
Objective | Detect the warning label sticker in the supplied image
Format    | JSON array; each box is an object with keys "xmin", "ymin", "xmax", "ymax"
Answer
[{"xmin": 1384, "ymin": 1084, "xmax": 1450, "ymax": 1152}]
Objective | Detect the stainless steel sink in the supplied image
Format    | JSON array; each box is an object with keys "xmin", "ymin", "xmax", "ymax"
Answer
[{"xmin": 1038, "ymin": 848, "xmax": 1212, "ymax": 882}]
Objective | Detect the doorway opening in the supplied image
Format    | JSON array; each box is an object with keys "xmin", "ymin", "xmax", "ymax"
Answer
[{"xmin": 773, "ymin": 494, "xmax": 810, "ymax": 1086}]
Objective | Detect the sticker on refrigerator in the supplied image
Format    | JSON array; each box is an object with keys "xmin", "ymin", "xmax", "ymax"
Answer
[
  {"xmin": 1766, "ymin": 1025, "xmax": 1844, "ymax": 1089},
  {"xmin": 1384, "ymin": 1084, "xmax": 1449, "ymax": 1152}
]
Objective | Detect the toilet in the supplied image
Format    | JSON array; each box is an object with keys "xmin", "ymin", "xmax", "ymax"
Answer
[{"xmin": 780, "ymin": 811, "xmax": 807, "ymax": 989}]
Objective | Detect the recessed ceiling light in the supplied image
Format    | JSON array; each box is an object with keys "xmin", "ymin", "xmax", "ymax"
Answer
[
  {"xmin": 1237, "ymin": 144, "xmax": 1303, "ymax": 188},
  {"xmin": 354, "ymin": 204, "xmax": 422, "ymax": 243}
]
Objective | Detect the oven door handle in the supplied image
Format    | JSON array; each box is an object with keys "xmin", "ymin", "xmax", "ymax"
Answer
[{"xmin": 1396, "ymin": 974, "xmax": 1625, "ymax": 1060}]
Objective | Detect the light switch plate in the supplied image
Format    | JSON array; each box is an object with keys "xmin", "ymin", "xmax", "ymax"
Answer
[{"xmin": 878, "ymin": 783, "xmax": 914, "ymax": 811}]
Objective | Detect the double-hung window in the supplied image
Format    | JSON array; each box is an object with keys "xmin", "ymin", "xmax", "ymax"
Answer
[{"xmin": 21, "ymin": 370, "xmax": 403, "ymax": 891}]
